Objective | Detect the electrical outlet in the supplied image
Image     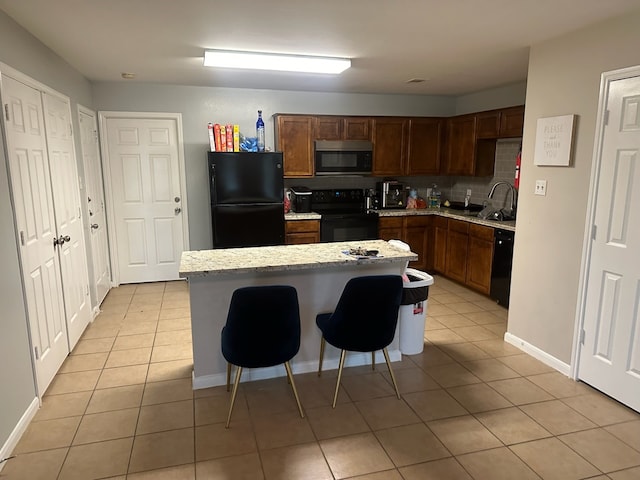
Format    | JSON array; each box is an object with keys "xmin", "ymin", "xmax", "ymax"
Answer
[
  {"xmin": 466, "ymin": 189, "xmax": 472, "ymax": 196},
  {"xmin": 535, "ymin": 180, "xmax": 547, "ymax": 196}
]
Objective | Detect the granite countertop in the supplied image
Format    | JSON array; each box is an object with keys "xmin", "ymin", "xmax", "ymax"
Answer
[
  {"xmin": 377, "ymin": 208, "xmax": 517, "ymax": 231},
  {"xmin": 179, "ymin": 239, "xmax": 417, "ymax": 278},
  {"xmin": 285, "ymin": 212, "xmax": 322, "ymax": 220}
]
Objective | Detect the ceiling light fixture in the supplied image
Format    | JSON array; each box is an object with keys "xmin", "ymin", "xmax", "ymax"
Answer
[{"xmin": 203, "ymin": 49, "xmax": 351, "ymax": 74}]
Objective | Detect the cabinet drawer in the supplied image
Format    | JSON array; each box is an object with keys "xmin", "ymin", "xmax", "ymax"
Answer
[
  {"xmin": 285, "ymin": 220, "xmax": 319, "ymax": 233},
  {"xmin": 469, "ymin": 223, "xmax": 494, "ymax": 241},
  {"xmin": 448, "ymin": 219, "xmax": 469, "ymax": 234},
  {"xmin": 405, "ymin": 216, "xmax": 430, "ymax": 228},
  {"xmin": 379, "ymin": 217, "xmax": 403, "ymax": 228}
]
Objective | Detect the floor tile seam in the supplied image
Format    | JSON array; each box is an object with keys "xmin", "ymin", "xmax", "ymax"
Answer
[
  {"xmin": 370, "ymin": 426, "xmax": 454, "ymax": 470},
  {"xmin": 555, "ymin": 395, "xmax": 625, "ymax": 428},
  {"xmin": 470, "ymin": 405, "xmax": 555, "ymax": 445},
  {"xmin": 506, "ymin": 438, "xmax": 606, "ymax": 478},
  {"xmin": 602, "ymin": 423, "xmax": 640, "ymax": 453},
  {"xmin": 554, "ymin": 426, "xmax": 632, "ymax": 474}
]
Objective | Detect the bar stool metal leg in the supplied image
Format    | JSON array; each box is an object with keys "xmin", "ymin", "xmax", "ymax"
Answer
[
  {"xmin": 318, "ymin": 337, "xmax": 326, "ymax": 376},
  {"xmin": 284, "ymin": 361, "xmax": 304, "ymax": 418},
  {"xmin": 383, "ymin": 348, "xmax": 401, "ymax": 399},
  {"xmin": 332, "ymin": 350, "xmax": 347, "ymax": 408},
  {"xmin": 226, "ymin": 366, "xmax": 243, "ymax": 428}
]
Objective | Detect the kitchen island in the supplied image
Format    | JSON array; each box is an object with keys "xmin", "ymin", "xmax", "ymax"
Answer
[{"xmin": 179, "ymin": 239, "xmax": 417, "ymax": 389}]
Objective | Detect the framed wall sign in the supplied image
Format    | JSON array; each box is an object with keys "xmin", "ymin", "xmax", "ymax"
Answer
[{"xmin": 534, "ymin": 114, "xmax": 576, "ymax": 166}]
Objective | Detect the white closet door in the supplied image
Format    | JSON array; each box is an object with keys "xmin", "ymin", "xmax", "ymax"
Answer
[
  {"xmin": 42, "ymin": 92, "xmax": 91, "ymax": 349},
  {"xmin": 2, "ymin": 74, "xmax": 68, "ymax": 394}
]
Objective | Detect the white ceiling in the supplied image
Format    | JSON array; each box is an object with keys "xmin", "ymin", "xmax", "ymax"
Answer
[{"xmin": 2, "ymin": 0, "xmax": 639, "ymax": 96}]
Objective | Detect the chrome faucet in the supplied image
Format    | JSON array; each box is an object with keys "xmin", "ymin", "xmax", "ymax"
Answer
[{"xmin": 488, "ymin": 181, "xmax": 517, "ymax": 219}]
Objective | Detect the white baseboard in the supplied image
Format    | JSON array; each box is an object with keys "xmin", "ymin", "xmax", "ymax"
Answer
[
  {"xmin": 192, "ymin": 348, "xmax": 402, "ymax": 390},
  {"xmin": 0, "ymin": 397, "xmax": 39, "ymax": 472},
  {"xmin": 504, "ymin": 332, "xmax": 571, "ymax": 376}
]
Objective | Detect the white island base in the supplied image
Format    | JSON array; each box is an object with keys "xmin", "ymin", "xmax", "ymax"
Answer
[{"xmin": 180, "ymin": 240, "xmax": 417, "ymax": 390}]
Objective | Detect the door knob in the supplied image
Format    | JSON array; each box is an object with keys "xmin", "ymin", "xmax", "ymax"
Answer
[
  {"xmin": 175, "ymin": 207, "xmax": 182, "ymax": 214},
  {"xmin": 91, "ymin": 224, "xmax": 99, "ymax": 230},
  {"xmin": 53, "ymin": 235, "xmax": 71, "ymax": 247},
  {"xmin": 174, "ymin": 197, "xmax": 181, "ymax": 203}
]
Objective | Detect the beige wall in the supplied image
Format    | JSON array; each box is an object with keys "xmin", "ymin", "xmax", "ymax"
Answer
[{"xmin": 508, "ymin": 10, "xmax": 640, "ymax": 364}]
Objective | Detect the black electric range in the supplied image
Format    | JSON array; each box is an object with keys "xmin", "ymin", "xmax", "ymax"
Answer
[{"xmin": 311, "ymin": 189, "xmax": 379, "ymax": 242}]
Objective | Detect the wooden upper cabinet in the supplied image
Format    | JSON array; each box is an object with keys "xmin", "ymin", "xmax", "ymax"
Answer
[
  {"xmin": 314, "ymin": 116, "xmax": 372, "ymax": 141},
  {"xmin": 406, "ymin": 117, "xmax": 443, "ymax": 175},
  {"xmin": 275, "ymin": 115, "xmax": 314, "ymax": 177},
  {"xmin": 500, "ymin": 106, "xmax": 525, "ymax": 137},
  {"xmin": 372, "ymin": 117, "xmax": 408, "ymax": 176},
  {"xmin": 475, "ymin": 111, "xmax": 501, "ymax": 139},
  {"xmin": 444, "ymin": 114, "xmax": 477, "ymax": 176},
  {"xmin": 314, "ymin": 116, "xmax": 343, "ymax": 140},
  {"xmin": 344, "ymin": 117, "xmax": 371, "ymax": 140}
]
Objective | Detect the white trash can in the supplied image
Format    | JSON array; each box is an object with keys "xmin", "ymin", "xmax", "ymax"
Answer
[{"xmin": 398, "ymin": 268, "xmax": 434, "ymax": 355}]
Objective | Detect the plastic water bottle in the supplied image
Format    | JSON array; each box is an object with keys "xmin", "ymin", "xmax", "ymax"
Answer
[{"xmin": 256, "ymin": 110, "xmax": 265, "ymax": 152}]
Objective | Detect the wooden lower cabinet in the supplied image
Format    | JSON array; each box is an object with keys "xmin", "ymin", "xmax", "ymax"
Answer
[
  {"xmin": 432, "ymin": 216, "xmax": 448, "ymax": 273},
  {"xmin": 379, "ymin": 214, "xmax": 496, "ymax": 295},
  {"xmin": 378, "ymin": 216, "xmax": 431, "ymax": 271},
  {"xmin": 445, "ymin": 219, "xmax": 470, "ymax": 283},
  {"xmin": 378, "ymin": 217, "xmax": 404, "ymax": 242},
  {"xmin": 466, "ymin": 224, "xmax": 494, "ymax": 294},
  {"xmin": 285, "ymin": 220, "xmax": 320, "ymax": 244},
  {"xmin": 404, "ymin": 216, "xmax": 431, "ymax": 271}
]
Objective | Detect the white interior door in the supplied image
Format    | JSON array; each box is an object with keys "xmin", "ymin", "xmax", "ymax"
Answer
[
  {"xmin": 78, "ymin": 106, "xmax": 111, "ymax": 306},
  {"xmin": 101, "ymin": 114, "xmax": 188, "ymax": 284},
  {"xmin": 2, "ymin": 74, "xmax": 68, "ymax": 394},
  {"xmin": 42, "ymin": 92, "xmax": 91, "ymax": 349},
  {"xmin": 578, "ymin": 71, "xmax": 640, "ymax": 412}
]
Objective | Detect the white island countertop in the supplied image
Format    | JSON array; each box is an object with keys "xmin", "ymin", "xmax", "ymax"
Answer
[{"xmin": 179, "ymin": 239, "xmax": 417, "ymax": 278}]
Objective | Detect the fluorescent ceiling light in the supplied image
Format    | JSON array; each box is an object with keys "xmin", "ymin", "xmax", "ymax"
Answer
[{"xmin": 203, "ymin": 49, "xmax": 351, "ymax": 74}]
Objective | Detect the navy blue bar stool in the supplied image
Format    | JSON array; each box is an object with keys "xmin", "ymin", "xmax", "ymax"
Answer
[
  {"xmin": 221, "ymin": 285, "xmax": 304, "ymax": 427},
  {"xmin": 316, "ymin": 275, "xmax": 403, "ymax": 407}
]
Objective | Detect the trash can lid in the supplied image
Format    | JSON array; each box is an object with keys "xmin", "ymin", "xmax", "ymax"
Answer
[{"xmin": 403, "ymin": 268, "xmax": 434, "ymax": 287}]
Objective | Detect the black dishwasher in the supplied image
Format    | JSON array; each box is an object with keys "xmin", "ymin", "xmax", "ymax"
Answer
[{"xmin": 490, "ymin": 229, "xmax": 515, "ymax": 307}]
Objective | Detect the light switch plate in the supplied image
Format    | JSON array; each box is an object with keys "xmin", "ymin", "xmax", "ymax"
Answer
[
  {"xmin": 535, "ymin": 180, "xmax": 547, "ymax": 196},
  {"xmin": 466, "ymin": 189, "xmax": 472, "ymax": 196}
]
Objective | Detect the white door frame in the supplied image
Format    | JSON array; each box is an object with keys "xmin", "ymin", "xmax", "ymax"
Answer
[
  {"xmin": 572, "ymin": 64, "xmax": 640, "ymax": 379},
  {"xmin": 98, "ymin": 111, "xmax": 190, "ymax": 285}
]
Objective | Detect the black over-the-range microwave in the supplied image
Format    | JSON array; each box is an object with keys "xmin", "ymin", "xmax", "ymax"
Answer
[{"xmin": 314, "ymin": 140, "xmax": 373, "ymax": 175}]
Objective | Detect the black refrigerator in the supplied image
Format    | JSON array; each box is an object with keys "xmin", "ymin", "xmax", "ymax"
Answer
[{"xmin": 208, "ymin": 151, "xmax": 285, "ymax": 248}]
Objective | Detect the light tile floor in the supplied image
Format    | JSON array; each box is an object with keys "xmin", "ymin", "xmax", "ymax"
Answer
[{"xmin": 4, "ymin": 276, "xmax": 640, "ymax": 479}]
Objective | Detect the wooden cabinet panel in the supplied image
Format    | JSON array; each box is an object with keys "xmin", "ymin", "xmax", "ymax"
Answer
[
  {"xmin": 446, "ymin": 229, "xmax": 469, "ymax": 283},
  {"xmin": 275, "ymin": 115, "xmax": 314, "ymax": 177},
  {"xmin": 344, "ymin": 117, "xmax": 371, "ymax": 140},
  {"xmin": 433, "ymin": 217, "xmax": 448, "ymax": 273},
  {"xmin": 314, "ymin": 116, "xmax": 371, "ymax": 141},
  {"xmin": 500, "ymin": 106, "xmax": 525, "ymax": 137},
  {"xmin": 475, "ymin": 111, "xmax": 500, "ymax": 138},
  {"xmin": 445, "ymin": 219, "xmax": 470, "ymax": 283},
  {"xmin": 372, "ymin": 118, "xmax": 408, "ymax": 176},
  {"xmin": 444, "ymin": 115, "xmax": 476, "ymax": 175},
  {"xmin": 407, "ymin": 117, "xmax": 443, "ymax": 175},
  {"xmin": 405, "ymin": 216, "xmax": 431, "ymax": 271},
  {"xmin": 378, "ymin": 217, "xmax": 403, "ymax": 241},
  {"xmin": 285, "ymin": 219, "xmax": 320, "ymax": 244},
  {"xmin": 466, "ymin": 231, "xmax": 494, "ymax": 294},
  {"xmin": 314, "ymin": 116, "xmax": 342, "ymax": 140}
]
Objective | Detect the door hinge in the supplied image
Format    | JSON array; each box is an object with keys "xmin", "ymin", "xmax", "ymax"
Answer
[
  {"xmin": 591, "ymin": 225, "xmax": 597, "ymax": 240},
  {"xmin": 604, "ymin": 110, "xmax": 610, "ymax": 126},
  {"xmin": 580, "ymin": 329, "xmax": 586, "ymax": 345},
  {"xmin": 4, "ymin": 103, "xmax": 9, "ymax": 122},
  {"xmin": 34, "ymin": 346, "xmax": 40, "ymax": 360},
  {"xmin": 20, "ymin": 230, "xmax": 25, "ymax": 246}
]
